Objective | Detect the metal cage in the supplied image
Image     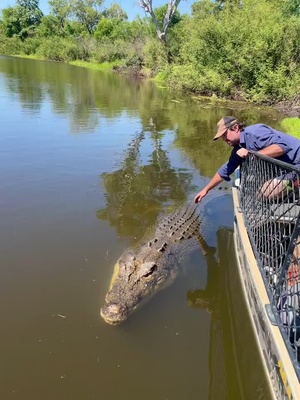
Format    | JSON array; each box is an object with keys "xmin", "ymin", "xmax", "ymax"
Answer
[{"xmin": 238, "ymin": 151, "xmax": 300, "ymax": 371}]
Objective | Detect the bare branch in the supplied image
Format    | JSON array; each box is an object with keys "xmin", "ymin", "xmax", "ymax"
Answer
[{"xmin": 138, "ymin": 0, "xmax": 182, "ymax": 42}]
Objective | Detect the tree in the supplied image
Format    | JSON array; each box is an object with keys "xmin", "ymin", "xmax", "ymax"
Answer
[
  {"xmin": 94, "ymin": 17, "xmax": 114, "ymax": 39},
  {"xmin": 70, "ymin": 0, "xmax": 103, "ymax": 34},
  {"xmin": 1, "ymin": 0, "xmax": 43, "ymax": 39},
  {"xmin": 102, "ymin": 3, "xmax": 128, "ymax": 20},
  {"xmin": 36, "ymin": 15, "xmax": 61, "ymax": 37},
  {"xmin": 48, "ymin": 0, "xmax": 71, "ymax": 30},
  {"xmin": 139, "ymin": 0, "xmax": 183, "ymax": 42},
  {"xmin": 147, "ymin": 4, "xmax": 181, "ymax": 39}
]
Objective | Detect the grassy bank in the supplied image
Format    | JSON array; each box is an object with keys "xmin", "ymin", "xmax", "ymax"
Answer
[{"xmin": 280, "ymin": 118, "xmax": 300, "ymax": 139}]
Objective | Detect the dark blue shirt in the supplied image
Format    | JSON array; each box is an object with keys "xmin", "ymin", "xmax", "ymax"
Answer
[{"xmin": 218, "ymin": 124, "xmax": 300, "ymax": 181}]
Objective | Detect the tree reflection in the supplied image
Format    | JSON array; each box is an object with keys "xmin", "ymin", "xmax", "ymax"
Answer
[
  {"xmin": 97, "ymin": 123, "xmax": 194, "ymax": 240},
  {"xmin": 0, "ymin": 56, "xmax": 283, "ymax": 136}
]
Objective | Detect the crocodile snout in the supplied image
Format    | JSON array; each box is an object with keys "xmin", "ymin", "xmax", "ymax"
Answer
[{"xmin": 100, "ymin": 302, "xmax": 129, "ymax": 325}]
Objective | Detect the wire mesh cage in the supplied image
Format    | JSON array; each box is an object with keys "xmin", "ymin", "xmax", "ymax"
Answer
[{"xmin": 238, "ymin": 151, "xmax": 300, "ymax": 368}]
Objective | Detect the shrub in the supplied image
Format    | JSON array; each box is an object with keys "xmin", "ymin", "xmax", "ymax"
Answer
[
  {"xmin": 175, "ymin": 0, "xmax": 300, "ymax": 102},
  {"xmin": 0, "ymin": 35, "xmax": 22, "ymax": 55},
  {"xmin": 166, "ymin": 64, "xmax": 233, "ymax": 96},
  {"xmin": 91, "ymin": 39, "xmax": 128, "ymax": 63},
  {"xmin": 20, "ymin": 37, "xmax": 41, "ymax": 55},
  {"xmin": 35, "ymin": 37, "xmax": 80, "ymax": 61},
  {"xmin": 143, "ymin": 38, "xmax": 168, "ymax": 75}
]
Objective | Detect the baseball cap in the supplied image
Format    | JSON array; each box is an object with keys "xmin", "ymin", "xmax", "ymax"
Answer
[{"xmin": 213, "ymin": 116, "xmax": 238, "ymax": 140}]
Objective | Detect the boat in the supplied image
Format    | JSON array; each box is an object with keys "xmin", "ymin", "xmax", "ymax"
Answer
[{"xmin": 232, "ymin": 151, "xmax": 300, "ymax": 399}]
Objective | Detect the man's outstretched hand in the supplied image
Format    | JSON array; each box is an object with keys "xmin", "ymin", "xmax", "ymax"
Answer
[{"xmin": 194, "ymin": 188, "xmax": 208, "ymax": 204}]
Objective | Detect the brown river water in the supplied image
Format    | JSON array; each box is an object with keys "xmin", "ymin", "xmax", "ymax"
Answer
[{"xmin": 0, "ymin": 56, "xmax": 284, "ymax": 400}]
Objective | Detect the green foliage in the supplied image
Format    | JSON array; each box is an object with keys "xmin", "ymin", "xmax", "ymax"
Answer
[
  {"xmin": 94, "ymin": 18, "xmax": 137, "ymax": 41},
  {"xmin": 166, "ymin": 64, "xmax": 233, "ymax": 95},
  {"xmin": 147, "ymin": 4, "xmax": 181, "ymax": 38},
  {"xmin": 20, "ymin": 36, "xmax": 41, "ymax": 54},
  {"xmin": 0, "ymin": 34, "xmax": 22, "ymax": 54},
  {"xmin": 280, "ymin": 118, "xmax": 300, "ymax": 138},
  {"xmin": 65, "ymin": 20, "xmax": 87, "ymax": 37},
  {"xmin": 109, "ymin": 20, "xmax": 135, "ymax": 40},
  {"xmin": 175, "ymin": 0, "xmax": 300, "ymax": 102},
  {"xmin": 128, "ymin": 17, "xmax": 148, "ymax": 40},
  {"xmin": 143, "ymin": 38, "xmax": 168, "ymax": 74},
  {"xmin": 1, "ymin": 0, "xmax": 300, "ymax": 105},
  {"xmin": 102, "ymin": 3, "xmax": 127, "ymax": 20},
  {"xmin": 70, "ymin": 0, "xmax": 103, "ymax": 34},
  {"xmin": 48, "ymin": 0, "xmax": 71, "ymax": 25},
  {"xmin": 284, "ymin": 0, "xmax": 300, "ymax": 16},
  {"xmin": 91, "ymin": 38, "xmax": 129, "ymax": 63},
  {"xmin": 35, "ymin": 15, "xmax": 62, "ymax": 37},
  {"xmin": 94, "ymin": 18, "xmax": 114, "ymax": 39},
  {"xmin": 1, "ymin": 7, "xmax": 21, "ymax": 37},
  {"xmin": 1, "ymin": 0, "xmax": 43, "ymax": 39},
  {"xmin": 35, "ymin": 37, "xmax": 83, "ymax": 61}
]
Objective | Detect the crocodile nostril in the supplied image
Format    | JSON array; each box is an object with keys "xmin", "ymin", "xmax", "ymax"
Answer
[{"xmin": 100, "ymin": 303, "xmax": 128, "ymax": 325}]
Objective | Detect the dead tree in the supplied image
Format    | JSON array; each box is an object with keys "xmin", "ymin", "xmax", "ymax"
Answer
[{"xmin": 139, "ymin": 0, "xmax": 182, "ymax": 42}]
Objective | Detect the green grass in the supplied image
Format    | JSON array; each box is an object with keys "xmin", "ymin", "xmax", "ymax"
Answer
[
  {"xmin": 280, "ymin": 118, "xmax": 300, "ymax": 139},
  {"xmin": 6, "ymin": 55, "xmax": 124, "ymax": 71},
  {"xmin": 12, "ymin": 54, "xmax": 46, "ymax": 60},
  {"xmin": 153, "ymin": 71, "xmax": 167, "ymax": 82},
  {"xmin": 69, "ymin": 59, "xmax": 124, "ymax": 71}
]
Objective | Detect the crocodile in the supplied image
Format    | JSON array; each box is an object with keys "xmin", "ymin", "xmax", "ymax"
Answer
[{"xmin": 100, "ymin": 192, "xmax": 226, "ymax": 325}]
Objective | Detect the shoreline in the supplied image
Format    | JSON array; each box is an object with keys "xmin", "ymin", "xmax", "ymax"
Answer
[{"xmin": 2, "ymin": 53, "xmax": 300, "ymax": 120}]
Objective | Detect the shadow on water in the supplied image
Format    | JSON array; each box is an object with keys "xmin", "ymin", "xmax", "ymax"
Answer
[{"xmin": 188, "ymin": 228, "xmax": 272, "ymax": 400}]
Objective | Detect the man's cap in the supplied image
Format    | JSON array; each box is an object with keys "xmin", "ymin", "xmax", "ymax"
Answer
[{"xmin": 213, "ymin": 116, "xmax": 238, "ymax": 140}]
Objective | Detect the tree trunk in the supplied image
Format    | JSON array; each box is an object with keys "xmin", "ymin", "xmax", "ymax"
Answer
[{"xmin": 139, "ymin": 0, "xmax": 181, "ymax": 43}]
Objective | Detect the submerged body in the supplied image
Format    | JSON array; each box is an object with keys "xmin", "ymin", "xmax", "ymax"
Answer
[{"xmin": 100, "ymin": 193, "xmax": 224, "ymax": 325}]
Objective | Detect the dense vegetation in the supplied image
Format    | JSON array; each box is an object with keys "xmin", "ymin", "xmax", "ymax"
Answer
[{"xmin": 1, "ymin": 0, "xmax": 300, "ymax": 104}]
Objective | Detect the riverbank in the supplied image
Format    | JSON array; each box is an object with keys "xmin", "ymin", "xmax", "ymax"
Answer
[
  {"xmin": 71, "ymin": 59, "xmax": 300, "ymax": 120},
  {"xmin": 4, "ymin": 53, "xmax": 300, "ymax": 126}
]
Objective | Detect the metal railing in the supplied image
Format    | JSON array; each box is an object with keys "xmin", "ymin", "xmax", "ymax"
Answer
[{"xmin": 238, "ymin": 150, "xmax": 300, "ymax": 372}]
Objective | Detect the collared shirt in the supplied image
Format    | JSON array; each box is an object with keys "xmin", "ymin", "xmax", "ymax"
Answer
[{"xmin": 218, "ymin": 124, "xmax": 300, "ymax": 181}]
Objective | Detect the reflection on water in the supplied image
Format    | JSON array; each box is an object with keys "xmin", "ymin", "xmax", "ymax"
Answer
[
  {"xmin": 0, "ymin": 56, "xmax": 279, "ymax": 399},
  {"xmin": 97, "ymin": 126, "xmax": 195, "ymax": 240},
  {"xmin": 188, "ymin": 228, "xmax": 272, "ymax": 400}
]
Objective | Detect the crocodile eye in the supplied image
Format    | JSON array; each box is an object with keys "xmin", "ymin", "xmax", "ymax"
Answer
[
  {"xmin": 135, "ymin": 262, "xmax": 158, "ymax": 281},
  {"xmin": 144, "ymin": 263, "xmax": 158, "ymax": 277}
]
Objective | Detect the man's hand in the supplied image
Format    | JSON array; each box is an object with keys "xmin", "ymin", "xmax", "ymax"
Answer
[
  {"xmin": 194, "ymin": 188, "xmax": 208, "ymax": 204},
  {"xmin": 236, "ymin": 148, "xmax": 249, "ymax": 158}
]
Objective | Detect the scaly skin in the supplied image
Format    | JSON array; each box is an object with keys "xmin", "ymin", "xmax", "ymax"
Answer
[{"xmin": 100, "ymin": 203, "xmax": 210, "ymax": 325}]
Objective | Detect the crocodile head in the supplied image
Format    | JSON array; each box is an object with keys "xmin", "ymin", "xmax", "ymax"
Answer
[
  {"xmin": 100, "ymin": 302, "xmax": 129, "ymax": 325},
  {"xmin": 100, "ymin": 249, "xmax": 175, "ymax": 325}
]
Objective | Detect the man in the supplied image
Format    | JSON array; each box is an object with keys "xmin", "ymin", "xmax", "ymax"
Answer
[
  {"xmin": 194, "ymin": 116, "xmax": 300, "ymax": 204},
  {"xmin": 194, "ymin": 116, "xmax": 300, "ymax": 287}
]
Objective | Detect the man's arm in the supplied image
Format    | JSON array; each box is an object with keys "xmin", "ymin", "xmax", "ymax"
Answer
[
  {"xmin": 194, "ymin": 173, "xmax": 223, "ymax": 203},
  {"xmin": 258, "ymin": 144, "xmax": 285, "ymax": 158},
  {"xmin": 237, "ymin": 144, "xmax": 285, "ymax": 159}
]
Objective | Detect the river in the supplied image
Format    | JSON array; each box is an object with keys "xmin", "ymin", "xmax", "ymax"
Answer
[{"xmin": 0, "ymin": 56, "xmax": 283, "ymax": 400}]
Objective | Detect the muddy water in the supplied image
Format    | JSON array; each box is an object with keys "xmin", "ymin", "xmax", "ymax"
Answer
[{"xmin": 0, "ymin": 56, "xmax": 282, "ymax": 400}]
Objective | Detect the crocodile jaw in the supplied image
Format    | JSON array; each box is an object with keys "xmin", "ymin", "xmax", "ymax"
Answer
[{"xmin": 100, "ymin": 302, "xmax": 129, "ymax": 325}]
